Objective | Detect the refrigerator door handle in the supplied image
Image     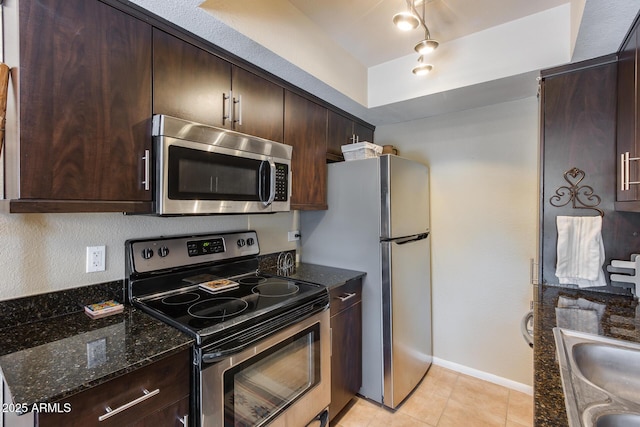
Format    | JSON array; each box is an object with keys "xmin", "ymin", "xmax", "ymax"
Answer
[{"xmin": 385, "ymin": 232, "xmax": 430, "ymax": 245}]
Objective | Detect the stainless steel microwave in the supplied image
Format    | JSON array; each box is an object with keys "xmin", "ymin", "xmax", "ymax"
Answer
[{"xmin": 152, "ymin": 115, "xmax": 292, "ymax": 215}]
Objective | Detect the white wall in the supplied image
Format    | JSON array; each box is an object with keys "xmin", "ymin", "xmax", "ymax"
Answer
[
  {"xmin": 374, "ymin": 97, "xmax": 538, "ymax": 386},
  {"xmin": 0, "ymin": 212, "xmax": 298, "ymax": 301}
]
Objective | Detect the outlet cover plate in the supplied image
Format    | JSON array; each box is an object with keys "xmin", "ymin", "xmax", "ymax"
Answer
[{"xmin": 86, "ymin": 246, "xmax": 106, "ymax": 273}]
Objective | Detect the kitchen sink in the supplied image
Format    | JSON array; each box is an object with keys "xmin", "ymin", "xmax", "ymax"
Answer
[
  {"xmin": 554, "ymin": 328, "xmax": 640, "ymax": 426},
  {"xmin": 595, "ymin": 414, "xmax": 640, "ymax": 427},
  {"xmin": 573, "ymin": 342, "xmax": 640, "ymax": 405}
]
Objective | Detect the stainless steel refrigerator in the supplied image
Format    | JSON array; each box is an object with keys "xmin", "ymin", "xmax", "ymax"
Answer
[{"xmin": 300, "ymin": 155, "xmax": 432, "ymax": 409}]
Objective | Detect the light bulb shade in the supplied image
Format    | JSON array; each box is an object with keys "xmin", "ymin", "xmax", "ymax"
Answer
[
  {"xmin": 414, "ymin": 39, "xmax": 439, "ymax": 55},
  {"xmin": 412, "ymin": 63, "xmax": 433, "ymax": 76},
  {"xmin": 393, "ymin": 12, "xmax": 419, "ymax": 31}
]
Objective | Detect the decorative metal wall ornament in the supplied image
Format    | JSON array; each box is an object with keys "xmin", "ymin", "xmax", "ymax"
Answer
[{"xmin": 549, "ymin": 167, "xmax": 604, "ymax": 216}]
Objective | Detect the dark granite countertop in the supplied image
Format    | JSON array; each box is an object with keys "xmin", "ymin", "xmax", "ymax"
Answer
[
  {"xmin": 534, "ymin": 284, "xmax": 639, "ymax": 426},
  {"xmin": 265, "ymin": 262, "xmax": 366, "ymax": 289},
  {"xmin": 0, "ymin": 305, "xmax": 193, "ymax": 410}
]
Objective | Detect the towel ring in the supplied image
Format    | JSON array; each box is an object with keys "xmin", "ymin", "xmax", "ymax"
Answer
[{"xmin": 549, "ymin": 167, "xmax": 604, "ymax": 217}]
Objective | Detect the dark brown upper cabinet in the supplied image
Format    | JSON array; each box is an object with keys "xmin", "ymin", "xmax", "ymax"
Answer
[
  {"xmin": 284, "ymin": 91, "xmax": 328, "ymax": 210},
  {"xmin": 616, "ymin": 18, "xmax": 640, "ymax": 210},
  {"xmin": 152, "ymin": 28, "xmax": 231, "ymax": 129},
  {"xmin": 153, "ymin": 29, "xmax": 284, "ymax": 142},
  {"xmin": 231, "ymin": 66, "xmax": 284, "ymax": 142},
  {"xmin": 4, "ymin": 0, "xmax": 153, "ymax": 213},
  {"xmin": 327, "ymin": 110, "xmax": 375, "ymax": 162}
]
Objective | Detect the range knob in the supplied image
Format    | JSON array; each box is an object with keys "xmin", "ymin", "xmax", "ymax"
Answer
[
  {"xmin": 158, "ymin": 246, "xmax": 170, "ymax": 257},
  {"xmin": 141, "ymin": 248, "xmax": 154, "ymax": 260},
  {"xmin": 237, "ymin": 239, "xmax": 246, "ymax": 248},
  {"xmin": 247, "ymin": 237, "xmax": 255, "ymax": 246}
]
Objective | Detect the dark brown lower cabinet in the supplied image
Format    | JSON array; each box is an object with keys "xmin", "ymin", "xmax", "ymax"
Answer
[
  {"xmin": 38, "ymin": 349, "xmax": 190, "ymax": 427},
  {"xmin": 329, "ymin": 279, "xmax": 362, "ymax": 421}
]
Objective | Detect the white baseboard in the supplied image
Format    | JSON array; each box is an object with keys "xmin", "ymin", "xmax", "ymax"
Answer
[{"xmin": 432, "ymin": 357, "xmax": 533, "ymax": 396}]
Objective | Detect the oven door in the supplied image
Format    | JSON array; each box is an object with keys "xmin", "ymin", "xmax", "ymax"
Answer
[
  {"xmin": 156, "ymin": 136, "xmax": 290, "ymax": 215},
  {"xmin": 200, "ymin": 309, "xmax": 330, "ymax": 427}
]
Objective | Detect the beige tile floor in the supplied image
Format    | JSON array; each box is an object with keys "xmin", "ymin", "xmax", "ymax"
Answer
[{"xmin": 332, "ymin": 365, "xmax": 533, "ymax": 427}]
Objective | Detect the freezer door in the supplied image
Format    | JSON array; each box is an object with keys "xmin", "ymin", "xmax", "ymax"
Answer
[
  {"xmin": 381, "ymin": 233, "xmax": 432, "ymax": 409},
  {"xmin": 380, "ymin": 155, "xmax": 430, "ymax": 239}
]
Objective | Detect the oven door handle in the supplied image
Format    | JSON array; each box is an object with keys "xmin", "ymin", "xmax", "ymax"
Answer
[{"xmin": 202, "ymin": 344, "xmax": 249, "ymax": 363}]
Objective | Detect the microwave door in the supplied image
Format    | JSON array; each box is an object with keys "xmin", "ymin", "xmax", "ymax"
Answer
[{"xmin": 259, "ymin": 159, "xmax": 276, "ymax": 207}]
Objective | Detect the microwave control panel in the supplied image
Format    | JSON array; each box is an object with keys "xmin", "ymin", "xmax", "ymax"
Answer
[{"xmin": 274, "ymin": 163, "xmax": 289, "ymax": 201}]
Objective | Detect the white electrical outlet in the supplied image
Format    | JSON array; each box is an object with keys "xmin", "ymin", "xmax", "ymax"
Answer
[
  {"xmin": 86, "ymin": 246, "xmax": 106, "ymax": 273},
  {"xmin": 288, "ymin": 230, "xmax": 300, "ymax": 242}
]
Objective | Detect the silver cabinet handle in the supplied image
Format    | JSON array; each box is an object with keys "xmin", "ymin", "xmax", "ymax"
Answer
[
  {"xmin": 234, "ymin": 94, "xmax": 242, "ymax": 126},
  {"xmin": 621, "ymin": 151, "xmax": 640, "ymax": 191},
  {"xmin": 529, "ymin": 258, "xmax": 539, "ymax": 285},
  {"xmin": 336, "ymin": 292, "xmax": 356, "ymax": 302},
  {"xmin": 98, "ymin": 388, "xmax": 159, "ymax": 422},
  {"xmin": 179, "ymin": 414, "xmax": 189, "ymax": 426},
  {"xmin": 223, "ymin": 91, "xmax": 232, "ymax": 124},
  {"xmin": 142, "ymin": 149, "xmax": 150, "ymax": 191}
]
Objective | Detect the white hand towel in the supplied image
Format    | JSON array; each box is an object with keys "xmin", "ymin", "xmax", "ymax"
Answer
[{"xmin": 555, "ymin": 215, "xmax": 606, "ymax": 288}]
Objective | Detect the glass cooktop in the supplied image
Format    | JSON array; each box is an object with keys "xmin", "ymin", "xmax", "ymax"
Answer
[{"xmin": 137, "ymin": 275, "xmax": 324, "ymax": 337}]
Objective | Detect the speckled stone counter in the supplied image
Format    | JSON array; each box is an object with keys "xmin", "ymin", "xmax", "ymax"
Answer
[
  {"xmin": 0, "ymin": 285, "xmax": 193, "ymax": 410},
  {"xmin": 534, "ymin": 284, "xmax": 639, "ymax": 426},
  {"xmin": 265, "ymin": 262, "xmax": 366, "ymax": 289}
]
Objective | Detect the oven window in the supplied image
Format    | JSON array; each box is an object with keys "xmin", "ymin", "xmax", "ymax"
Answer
[
  {"xmin": 223, "ymin": 323, "xmax": 321, "ymax": 427},
  {"xmin": 168, "ymin": 146, "xmax": 265, "ymax": 201}
]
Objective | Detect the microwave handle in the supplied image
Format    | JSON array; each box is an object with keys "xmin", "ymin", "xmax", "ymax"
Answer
[{"xmin": 258, "ymin": 160, "xmax": 276, "ymax": 206}]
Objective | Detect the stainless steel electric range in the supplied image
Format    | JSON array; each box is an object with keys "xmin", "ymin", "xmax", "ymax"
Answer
[{"xmin": 125, "ymin": 231, "xmax": 330, "ymax": 427}]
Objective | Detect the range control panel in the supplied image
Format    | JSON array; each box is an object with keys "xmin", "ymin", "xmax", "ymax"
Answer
[{"xmin": 129, "ymin": 231, "xmax": 259, "ymax": 274}]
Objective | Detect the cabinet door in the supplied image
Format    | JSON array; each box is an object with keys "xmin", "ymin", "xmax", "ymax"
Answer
[
  {"xmin": 327, "ymin": 110, "xmax": 354, "ymax": 160},
  {"xmin": 327, "ymin": 111, "xmax": 375, "ymax": 161},
  {"xmin": 330, "ymin": 300, "xmax": 362, "ymax": 420},
  {"xmin": 38, "ymin": 349, "xmax": 190, "ymax": 427},
  {"xmin": 153, "ymin": 28, "xmax": 232, "ymax": 128},
  {"xmin": 617, "ymin": 25, "xmax": 639, "ymax": 202},
  {"xmin": 284, "ymin": 91, "xmax": 328, "ymax": 210},
  {"xmin": 231, "ymin": 66, "xmax": 284, "ymax": 142},
  {"xmin": 354, "ymin": 122, "xmax": 375, "ymax": 143},
  {"xmin": 19, "ymin": 0, "xmax": 152, "ymax": 203},
  {"xmin": 132, "ymin": 396, "xmax": 189, "ymax": 427}
]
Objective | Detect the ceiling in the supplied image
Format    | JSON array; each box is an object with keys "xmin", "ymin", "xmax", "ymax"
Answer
[
  {"xmin": 132, "ymin": 0, "xmax": 640, "ymax": 124},
  {"xmin": 287, "ymin": 0, "xmax": 570, "ymax": 67}
]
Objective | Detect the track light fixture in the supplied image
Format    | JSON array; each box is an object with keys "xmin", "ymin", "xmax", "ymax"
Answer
[
  {"xmin": 412, "ymin": 56, "xmax": 433, "ymax": 76},
  {"xmin": 392, "ymin": 11, "xmax": 419, "ymax": 31},
  {"xmin": 393, "ymin": 0, "xmax": 439, "ymax": 75}
]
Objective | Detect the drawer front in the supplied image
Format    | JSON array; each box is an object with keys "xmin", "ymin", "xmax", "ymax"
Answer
[
  {"xmin": 330, "ymin": 279, "xmax": 362, "ymax": 315},
  {"xmin": 39, "ymin": 349, "xmax": 190, "ymax": 427}
]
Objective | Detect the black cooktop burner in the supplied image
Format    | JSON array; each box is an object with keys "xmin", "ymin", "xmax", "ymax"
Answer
[
  {"xmin": 162, "ymin": 292, "xmax": 200, "ymax": 305},
  {"xmin": 237, "ymin": 276, "xmax": 267, "ymax": 285},
  {"xmin": 252, "ymin": 281, "xmax": 300, "ymax": 297},
  {"xmin": 188, "ymin": 297, "xmax": 248, "ymax": 319}
]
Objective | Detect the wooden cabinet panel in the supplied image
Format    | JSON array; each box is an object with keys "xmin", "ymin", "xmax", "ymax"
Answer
[
  {"xmin": 38, "ymin": 349, "xmax": 190, "ymax": 427},
  {"xmin": 153, "ymin": 28, "xmax": 231, "ymax": 128},
  {"xmin": 540, "ymin": 61, "xmax": 617, "ymax": 286},
  {"xmin": 329, "ymin": 279, "xmax": 362, "ymax": 421},
  {"xmin": 617, "ymin": 24, "xmax": 640, "ymax": 206},
  {"xmin": 327, "ymin": 110, "xmax": 354, "ymax": 160},
  {"xmin": 153, "ymin": 30, "xmax": 284, "ymax": 143},
  {"xmin": 284, "ymin": 91, "xmax": 328, "ymax": 210},
  {"xmin": 353, "ymin": 122, "xmax": 374, "ymax": 143},
  {"xmin": 132, "ymin": 396, "xmax": 189, "ymax": 427},
  {"xmin": 327, "ymin": 110, "xmax": 375, "ymax": 162},
  {"xmin": 17, "ymin": 0, "xmax": 152, "ymax": 204},
  {"xmin": 231, "ymin": 67, "xmax": 284, "ymax": 142}
]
